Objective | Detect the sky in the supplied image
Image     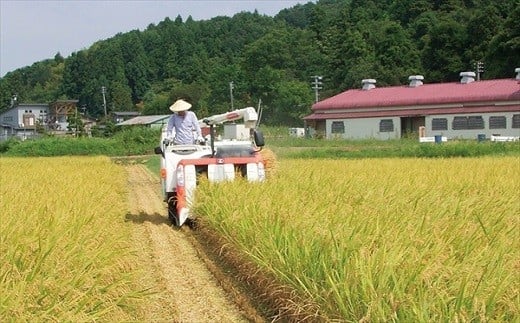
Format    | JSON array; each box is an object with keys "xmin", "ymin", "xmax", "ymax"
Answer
[{"xmin": 0, "ymin": 0, "xmax": 310, "ymax": 77}]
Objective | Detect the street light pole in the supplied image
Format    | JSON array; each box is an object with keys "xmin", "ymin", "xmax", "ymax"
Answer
[{"xmin": 311, "ymin": 76, "xmax": 323, "ymax": 103}]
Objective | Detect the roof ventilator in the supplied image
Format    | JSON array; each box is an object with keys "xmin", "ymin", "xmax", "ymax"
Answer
[
  {"xmin": 408, "ymin": 75, "xmax": 424, "ymax": 87},
  {"xmin": 515, "ymin": 67, "xmax": 520, "ymax": 81},
  {"xmin": 460, "ymin": 71, "xmax": 476, "ymax": 84},
  {"xmin": 361, "ymin": 79, "xmax": 376, "ymax": 90}
]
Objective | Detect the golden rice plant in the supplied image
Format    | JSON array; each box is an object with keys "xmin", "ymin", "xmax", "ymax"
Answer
[
  {"xmin": 193, "ymin": 156, "xmax": 520, "ymax": 321},
  {"xmin": 0, "ymin": 156, "xmax": 144, "ymax": 322}
]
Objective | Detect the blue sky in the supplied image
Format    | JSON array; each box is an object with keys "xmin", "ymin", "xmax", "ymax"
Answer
[{"xmin": 0, "ymin": 0, "xmax": 310, "ymax": 77}]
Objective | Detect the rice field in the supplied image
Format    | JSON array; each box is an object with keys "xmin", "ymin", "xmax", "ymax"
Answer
[
  {"xmin": 2, "ymin": 154, "xmax": 518, "ymax": 321},
  {"xmin": 0, "ymin": 156, "xmax": 144, "ymax": 321},
  {"xmin": 193, "ymin": 156, "xmax": 520, "ymax": 321}
]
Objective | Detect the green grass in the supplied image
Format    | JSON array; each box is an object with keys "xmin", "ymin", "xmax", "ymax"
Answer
[
  {"xmin": 271, "ymin": 140, "xmax": 520, "ymax": 159},
  {"xmin": 1, "ymin": 127, "xmax": 161, "ymax": 157},
  {"xmin": 2, "ymin": 125, "xmax": 518, "ymax": 159},
  {"xmin": 144, "ymin": 154, "xmax": 161, "ymax": 175},
  {"xmin": 257, "ymin": 126, "xmax": 520, "ymax": 159}
]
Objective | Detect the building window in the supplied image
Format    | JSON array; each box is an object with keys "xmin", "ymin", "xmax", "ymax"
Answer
[
  {"xmin": 452, "ymin": 117, "xmax": 467, "ymax": 130},
  {"xmin": 468, "ymin": 116, "xmax": 484, "ymax": 129},
  {"xmin": 452, "ymin": 116, "xmax": 484, "ymax": 130},
  {"xmin": 379, "ymin": 119, "xmax": 394, "ymax": 132},
  {"xmin": 432, "ymin": 118, "xmax": 448, "ymax": 130},
  {"xmin": 489, "ymin": 116, "xmax": 506, "ymax": 129},
  {"xmin": 331, "ymin": 121, "xmax": 345, "ymax": 134},
  {"xmin": 513, "ymin": 115, "xmax": 520, "ymax": 129}
]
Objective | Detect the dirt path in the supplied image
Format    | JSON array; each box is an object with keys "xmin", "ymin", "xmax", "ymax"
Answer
[{"xmin": 124, "ymin": 164, "xmax": 250, "ymax": 322}]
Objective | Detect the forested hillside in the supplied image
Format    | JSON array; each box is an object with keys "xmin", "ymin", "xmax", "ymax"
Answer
[{"xmin": 1, "ymin": 0, "xmax": 518, "ymax": 125}]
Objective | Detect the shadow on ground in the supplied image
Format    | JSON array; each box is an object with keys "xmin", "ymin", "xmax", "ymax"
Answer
[{"xmin": 125, "ymin": 211, "xmax": 169, "ymax": 225}]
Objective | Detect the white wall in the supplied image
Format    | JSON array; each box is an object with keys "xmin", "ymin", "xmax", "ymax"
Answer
[
  {"xmin": 322, "ymin": 112, "xmax": 519, "ymax": 140},
  {"xmin": 425, "ymin": 112, "xmax": 520, "ymax": 139},
  {"xmin": 326, "ymin": 117, "xmax": 400, "ymax": 140}
]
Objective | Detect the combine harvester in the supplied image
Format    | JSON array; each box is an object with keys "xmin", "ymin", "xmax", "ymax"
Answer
[{"xmin": 155, "ymin": 107, "xmax": 266, "ymax": 226}]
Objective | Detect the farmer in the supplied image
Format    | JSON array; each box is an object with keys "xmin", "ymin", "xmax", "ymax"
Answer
[{"xmin": 166, "ymin": 99, "xmax": 203, "ymax": 145}]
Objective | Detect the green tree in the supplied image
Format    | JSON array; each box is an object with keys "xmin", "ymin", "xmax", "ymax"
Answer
[
  {"xmin": 206, "ymin": 61, "xmax": 245, "ymax": 113},
  {"xmin": 3, "ymin": 0, "xmax": 518, "ymax": 124},
  {"xmin": 275, "ymin": 2, "xmax": 316, "ymax": 29},
  {"xmin": 119, "ymin": 31, "xmax": 151, "ymax": 103},
  {"xmin": 370, "ymin": 20, "xmax": 422, "ymax": 85},
  {"xmin": 271, "ymin": 80, "xmax": 313, "ymax": 125},
  {"xmin": 141, "ymin": 90, "xmax": 170, "ymax": 115},
  {"xmin": 485, "ymin": 5, "xmax": 520, "ymax": 78},
  {"xmin": 141, "ymin": 25, "xmax": 168, "ymax": 79},
  {"xmin": 433, "ymin": 0, "xmax": 465, "ymax": 12},
  {"xmin": 109, "ymin": 80, "xmax": 133, "ymax": 111},
  {"xmin": 389, "ymin": 0, "xmax": 433, "ymax": 25},
  {"xmin": 326, "ymin": 27, "xmax": 377, "ymax": 90},
  {"xmin": 61, "ymin": 50, "xmax": 93, "ymax": 112},
  {"xmin": 54, "ymin": 52, "xmax": 64, "ymax": 64},
  {"xmin": 67, "ymin": 113, "xmax": 84, "ymax": 136},
  {"xmin": 421, "ymin": 16, "xmax": 467, "ymax": 81},
  {"xmin": 409, "ymin": 11, "xmax": 439, "ymax": 52},
  {"xmin": 242, "ymin": 28, "xmax": 294, "ymax": 74},
  {"xmin": 168, "ymin": 81, "xmax": 211, "ymax": 116}
]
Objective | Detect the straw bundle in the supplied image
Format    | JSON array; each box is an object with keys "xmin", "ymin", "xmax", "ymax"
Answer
[{"xmin": 259, "ymin": 148, "xmax": 278, "ymax": 178}]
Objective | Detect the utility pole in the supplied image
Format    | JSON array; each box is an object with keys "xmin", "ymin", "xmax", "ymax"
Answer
[
  {"xmin": 229, "ymin": 81, "xmax": 234, "ymax": 110},
  {"xmin": 41, "ymin": 110, "xmax": 47, "ymax": 132},
  {"xmin": 101, "ymin": 86, "xmax": 107, "ymax": 117},
  {"xmin": 74, "ymin": 106, "xmax": 78, "ymax": 137},
  {"xmin": 475, "ymin": 61, "xmax": 484, "ymax": 81},
  {"xmin": 311, "ymin": 76, "xmax": 323, "ymax": 103}
]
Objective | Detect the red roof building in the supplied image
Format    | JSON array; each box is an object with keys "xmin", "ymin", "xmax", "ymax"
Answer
[{"xmin": 304, "ymin": 69, "xmax": 520, "ymax": 140}]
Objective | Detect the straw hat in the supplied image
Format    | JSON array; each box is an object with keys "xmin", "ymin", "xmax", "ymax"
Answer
[{"xmin": 169, "ymin": 99, "xmax": 192, "ymax": 112}]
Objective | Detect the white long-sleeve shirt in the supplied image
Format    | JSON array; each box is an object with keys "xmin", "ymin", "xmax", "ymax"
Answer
[{"xmin": 166, "ymin": 111, "xmax": 202, "ymax": 145}]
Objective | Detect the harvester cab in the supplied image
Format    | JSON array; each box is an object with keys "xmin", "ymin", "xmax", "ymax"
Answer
[{"xmin": 154, "ymin": 107, "xmax": 266, "ymax": 226}]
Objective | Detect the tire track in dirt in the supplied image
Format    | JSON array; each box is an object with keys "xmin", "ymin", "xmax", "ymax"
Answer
[{"xmin": 125, "ymin": 164, "xmax": 248, "ymax": 322}]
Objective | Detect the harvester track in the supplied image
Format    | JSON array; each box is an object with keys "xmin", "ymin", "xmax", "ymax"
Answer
[{"xmin": 124, "ymin": 164, "xmax": 263, "ymax": 322}]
